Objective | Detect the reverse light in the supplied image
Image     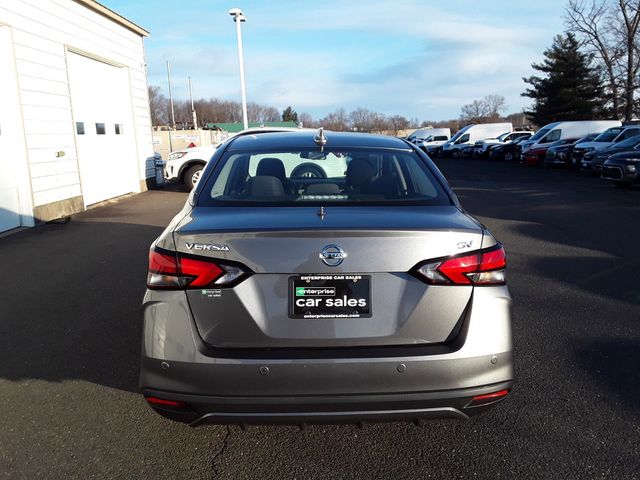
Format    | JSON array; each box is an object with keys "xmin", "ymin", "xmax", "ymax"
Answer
[
  {"xmin": 413, "ymin": 244, "xmax": 507, "ymax": 286},
  {"xmin": 147, "ymin": 248, "xmax": 250, "ymax": 289}
]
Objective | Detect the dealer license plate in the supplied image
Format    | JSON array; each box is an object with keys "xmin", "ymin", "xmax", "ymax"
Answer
[{"xmin": 289, "ymin": 274, "xmax": 371, "ymax": 319}]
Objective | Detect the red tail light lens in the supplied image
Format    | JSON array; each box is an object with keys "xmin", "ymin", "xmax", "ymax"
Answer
[
  {"xmin": 145, "ymin": 396, "xmax": 187, "ymax": 408},
  {"xmin": 413, "ymin": 244, "xmax": 506, "ymax": 286},
  {"xmin": 178, "ymin": 256, "xmax": 223, "ymax": 287},
  {"xmin": 147, "ymin": 248, "xmax": 250, "ymax": 289},
  {"xmin": 466, "ymin": 389, "xmax": 510, "ymax": 408}
]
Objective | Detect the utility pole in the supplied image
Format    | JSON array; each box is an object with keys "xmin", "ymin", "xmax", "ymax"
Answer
[
  {"xmin": 188, "ymin": 76, "xmax": 198, "ymax": 130},
  {"xmin": 166, "ymin": 60, "xmax": 176, "ymax": 152},
  {"xmin": 166, "ymin": 60, "xmax": 176, "ymax": 129}
]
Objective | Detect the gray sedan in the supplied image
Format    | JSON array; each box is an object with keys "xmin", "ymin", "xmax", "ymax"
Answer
[{"xmin": 140, "ymin": 129, "xmax": 513, "ymax": 426}]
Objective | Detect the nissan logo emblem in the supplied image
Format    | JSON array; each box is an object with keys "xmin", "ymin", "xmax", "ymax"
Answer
[{"xmin": 319, "ymin": 244, "xmax": 346, "ymax": 267}]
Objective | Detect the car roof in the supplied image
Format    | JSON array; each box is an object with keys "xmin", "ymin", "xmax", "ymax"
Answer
[{"xmin": 226, "ymin": 129, "xmax": 412, "ymax": 151}]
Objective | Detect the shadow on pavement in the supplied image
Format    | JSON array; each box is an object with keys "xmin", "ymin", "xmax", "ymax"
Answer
[
  {"xmin": 573, "ymin": 339, "xmax": 640, "ymax": 410},
  {"xmin": 436, "ymin": 159, "xmax": 640, "ymax": 305},
  {"xmin": 0, "ymin": 190, "xmax": 187, "ymax": 392}
]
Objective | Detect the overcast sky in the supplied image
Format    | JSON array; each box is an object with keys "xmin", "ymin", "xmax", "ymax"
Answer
[{"xmin": 105, "ymin": 0, "xmax": 565, "ymax": 121}]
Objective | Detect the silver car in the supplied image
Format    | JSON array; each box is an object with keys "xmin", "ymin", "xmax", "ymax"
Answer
[{"xmin": 141, "ymin": 129, "xmax": 513, "ymax": 426}]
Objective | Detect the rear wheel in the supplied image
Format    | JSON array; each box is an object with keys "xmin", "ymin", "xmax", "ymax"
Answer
[
  {"xmin": 451, "ymin": 150, "xmax": 461, "ymax": 159},
  {"xmin": 504, "ymin": 152, "xmax": 514, "ymax": 162},
  {"xmin": 184, "ymin": 164, "xmax": 204, "ymax": 190}
]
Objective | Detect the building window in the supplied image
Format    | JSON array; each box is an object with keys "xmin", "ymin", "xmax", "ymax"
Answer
[
  {"xmin": 76, "ymin": 122, "xmax": 85, "ymax": 135},
  {"xmin": 115, "ymin": 123, "xmax": 123, "ymax": 135},
  {"xmin": 95, "ymin": 123, "xmax": 106, "ymax": 135}
]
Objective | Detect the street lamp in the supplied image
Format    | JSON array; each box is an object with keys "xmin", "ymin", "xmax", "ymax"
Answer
[{"xmin": 228, "ymin": 8, "xmax": 248, "ymax": 130}]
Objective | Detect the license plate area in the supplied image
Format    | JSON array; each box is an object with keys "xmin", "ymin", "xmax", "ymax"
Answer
[{"xmin": 289, "ymin": 275, "xmax": 371, "ymax": 319}]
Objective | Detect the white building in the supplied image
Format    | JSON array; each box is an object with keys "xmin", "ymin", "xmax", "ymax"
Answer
[{"xmin": 0, "ymin": 0, "xmax": 155, "ymax": 233}]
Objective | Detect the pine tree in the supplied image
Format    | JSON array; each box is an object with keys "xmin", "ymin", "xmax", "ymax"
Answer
[
  {"xmin": 522, "ymin": 33, "xmax": 606, "ymax": 126},
  {"xmin": 282, "ymin": 106, "xmax": 298, "ymax": 122}
]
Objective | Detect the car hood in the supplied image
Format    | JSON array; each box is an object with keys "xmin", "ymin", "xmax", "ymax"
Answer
[
  {"xmin": 574, "ymin": 141, "xmax": 611, "ymax": 150},
  {"xmin": 170, "ymin": 145, "xmax": 216, "ymax": 157},
  {"xmin": 595, "ymin": 146, "xmax": 631, "ymax": 157},
  {"xmin": 607, "ymin": 151, "xmax": 640, "ymax": 163}
]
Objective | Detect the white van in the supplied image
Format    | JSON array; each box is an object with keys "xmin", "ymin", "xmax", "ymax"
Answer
[
  {"xmin": 441, "ymin": 123, "xmax": 512, "ymax": 158},
  {"xmin": 407, "ymin": 128, "xmax": 451, "ymax": 152},
  {"xmin": 519, "ymin": 120, "xmax": 621, "ymax": 154}
]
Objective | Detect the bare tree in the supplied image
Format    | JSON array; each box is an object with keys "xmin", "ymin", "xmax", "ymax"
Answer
[
  {"xmin": 616, "ymin": 0, "xmax": 640, "ymax": 121},
  {"xmin": 247, "ymin": 103, "xmax": 279, "ymax": 123},
  {"xmin": 566, "ymin": 0, "xmax": 624, "ymax": 117},
  {"xmin": 321, "ymin": 108, "xmax": 349, "ymax": 131},
  {"xmin": 566, "ymin": 0, "xmax": 640, "ymax": 120},
  {"xmin": 388, "ymin": 115, "xmax": 410, "ymax": 135},
  {"xmin": 484, "ymin": 95, "xmax": 507, "ymax": 118},
  {"xmin": 460, "ymin": 95, "xmax": 507, "ymax": 123},
  {"xmin": 460, "ymin": 100, "xmax": 490, "ymax": 123},
  {"xmin": 298, "ymin": 112, "xmax": 315, "ymax": 128},
  {"xmin": 349, "ymin": 107, "xmax": 375, "ymax": 132},
  {"xmin": 147, "ymin": 86, "xmax": 169, "ymax": 126}
]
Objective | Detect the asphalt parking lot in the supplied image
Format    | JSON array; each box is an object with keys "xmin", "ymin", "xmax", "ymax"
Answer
[{"xmin": 1, "ymin": 159, "xmax": 639, "ymax": 479}]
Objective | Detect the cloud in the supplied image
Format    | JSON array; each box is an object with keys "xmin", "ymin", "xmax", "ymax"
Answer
[{"xmin": 138, "ymin": 0, "xmax": 561, "ymax": 120}]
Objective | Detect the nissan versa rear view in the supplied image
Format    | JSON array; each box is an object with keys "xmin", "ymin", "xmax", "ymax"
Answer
[{"xmin": 140, "ymin": 129, "xmax": 513, "ymax": 426}]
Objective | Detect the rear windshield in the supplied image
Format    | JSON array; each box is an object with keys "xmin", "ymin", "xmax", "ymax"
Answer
[{"xmin": 198, "ymin": 148, "xmax": 452, "ymax": 206}]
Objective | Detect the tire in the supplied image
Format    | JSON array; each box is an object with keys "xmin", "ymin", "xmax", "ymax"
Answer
[
  {"xmin": 291, "ymin": 164, "xmax": 326, "ymax": 179},
  {"xmin": 184, "ymin": 164, "xmax": 204, "ymax": 190},
  {"xmin": 451, "ymin": 150, "xmax": 461, "ymax": 159},
  {"xmin": 504, "ymin": 152, "xmax": 514, "ymax": 162}
]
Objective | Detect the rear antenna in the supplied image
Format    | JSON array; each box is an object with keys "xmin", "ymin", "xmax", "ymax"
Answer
[{"xmin": 314, "ymin": 127, "xmax": 327, "ymax": 151}]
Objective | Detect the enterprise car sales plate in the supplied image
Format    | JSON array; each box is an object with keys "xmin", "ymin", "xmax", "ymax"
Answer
[{"xmin": 289, "ymin": 275, "xmax": 371, "ymax": 319}]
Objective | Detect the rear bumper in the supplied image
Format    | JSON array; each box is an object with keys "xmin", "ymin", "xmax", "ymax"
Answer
[
  {"xmin": 142, "ymin": 381, "xmax": 513, "ymax": 426},
  {"xmin": 140, "ymin": 287, "xmax": 514, "ymax": 424}
]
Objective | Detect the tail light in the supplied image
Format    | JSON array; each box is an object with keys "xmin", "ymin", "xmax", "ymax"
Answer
[
  {"xmin": 147, "ymin": 247, "xmax": 251, "ymax": 289},
  {"xmin": 412, "ymin": 244, "xmax": 506, "ymax": 286}
]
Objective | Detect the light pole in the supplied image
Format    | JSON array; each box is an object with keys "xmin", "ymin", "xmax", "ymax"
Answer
[
  {"xmin": 188, "ymin": 76, "xmax": 197, "ymax": 130},
  {"xmin": 228, "ymin": 8, "xmax": 248, "ymax": 130}
]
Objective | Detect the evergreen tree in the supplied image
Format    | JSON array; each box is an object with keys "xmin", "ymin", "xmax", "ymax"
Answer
[
  {"xmin": 522, "ymin": 33, "xmax": 606, "ymax": 126},
  {"xmin": 282, "ymin": 106, "xmax": 298, "ymax": 122}
]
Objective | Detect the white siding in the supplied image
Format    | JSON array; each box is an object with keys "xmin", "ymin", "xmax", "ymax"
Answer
[{"xmin": 0, "ymin": 0, "xmax": 153, "ymax": 209}]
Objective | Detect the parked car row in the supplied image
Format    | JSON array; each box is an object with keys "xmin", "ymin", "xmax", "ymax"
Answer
[
  {"xmin": 164, "ymin": 122, "xmax": 640, "ymax": 191},
  {"xmin": 432, "ymin": 119, "xmax": 639, "ymax": 187}
]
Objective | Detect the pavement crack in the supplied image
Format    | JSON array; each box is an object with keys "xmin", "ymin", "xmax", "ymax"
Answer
[{"xmin": 211, "ymin": 425, "xmax": 232, "ymax": 478}]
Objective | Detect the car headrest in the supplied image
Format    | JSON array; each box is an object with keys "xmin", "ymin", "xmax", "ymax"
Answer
[
  {"xmin": 346, "ymin": 158, "xmax": 374, "ymax": 189},
  {"xmin": 247, "ymin": 176, "xmax": 286, "ymax": 197},
  {"xmin": 256, "ymin": 157, "xmax": 286, "ymax": 180}
]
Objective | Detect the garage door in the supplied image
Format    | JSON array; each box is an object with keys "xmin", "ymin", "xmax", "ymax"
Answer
[
  {"xmin": 0, "ymin": 27, "xmax": 27, "ymax": 232},
  {"xmin": 66, "ymin": 51, "xmax": 139, "ymax": 207}
]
